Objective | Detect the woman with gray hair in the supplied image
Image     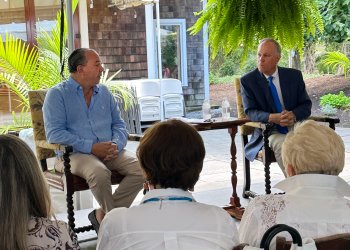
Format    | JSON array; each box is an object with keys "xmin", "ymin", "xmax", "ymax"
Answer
[
  {"xmin": 0, "ymin": 134, "xmax": 79, "ymax": 249},
  {"xmin": 239, "ymin": 120, "xmax": 350, "ymax": 248}
]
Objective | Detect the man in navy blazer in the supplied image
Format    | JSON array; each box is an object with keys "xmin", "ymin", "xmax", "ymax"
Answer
[{"xmin": 240, "ymin": 38, "xmax": 311, "ymax": 175}]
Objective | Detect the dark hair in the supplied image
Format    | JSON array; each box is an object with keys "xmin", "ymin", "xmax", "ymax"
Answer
[
  {"xmin": 137, "ymin": 119, "xmax": 205, "ymax": 190},
  {"xmin": 68, "ymin": 48, "xmax": 90, "ymax": 73}
]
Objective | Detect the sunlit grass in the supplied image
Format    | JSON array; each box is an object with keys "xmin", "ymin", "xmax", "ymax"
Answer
[{"xmin": 209, "ymin": 74, "xmax": 241, "ymax": 85}]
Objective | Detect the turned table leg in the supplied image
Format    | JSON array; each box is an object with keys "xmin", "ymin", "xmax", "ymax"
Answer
[{"xmin": 223, "ymin": 126, "xmax": 245, "ymax": 220}]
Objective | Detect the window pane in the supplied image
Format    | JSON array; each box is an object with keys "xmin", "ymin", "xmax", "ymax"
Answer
[
  {"xmin": 0, "ymin": 0, "xmax": 27, "ymax": 41},
  {"xmin": 161, "ymin": 25, "xmax": 181, "ymax": 81},
  {"xmin": 35, "ymin": 0, "xmax": 61, "ymax": 36}
]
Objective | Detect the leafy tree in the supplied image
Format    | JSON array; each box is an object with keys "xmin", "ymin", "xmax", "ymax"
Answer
[
  {"xmin": 162, "ymin": 34, "xmax": 177, "ymax": 70},
  {"xmin": 317, "ymin": 0, "xmax": 350, "ymax": 43},
  {"xmin": 303, "ymin": 0, "xmax": 350, "ymax": 73},
  {"xmin": 189, "ymin": 0, "xmax": 323, "ymax": 60},
  {"xmin": 303, "ymin": 35, "xmax": 318, "ymax": 73}
]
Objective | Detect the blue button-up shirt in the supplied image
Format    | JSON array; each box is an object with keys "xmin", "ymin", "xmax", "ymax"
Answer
[{"xmin": 43, "ymin": 76, "xmax": 128, "ymax": 154}]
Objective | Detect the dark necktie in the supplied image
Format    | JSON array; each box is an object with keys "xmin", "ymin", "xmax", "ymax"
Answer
[{"xmin": 268, "ymin": 76, "xmax": 288, "ymax": 134}]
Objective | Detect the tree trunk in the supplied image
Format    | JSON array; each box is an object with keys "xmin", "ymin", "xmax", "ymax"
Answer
[
  {"xmin": 304, "ymin": 42, "xmax": 316, "ymax": 74},
  {"xmin": 290, "ymin": 50, "xmax": 301, "ymax": 70}
]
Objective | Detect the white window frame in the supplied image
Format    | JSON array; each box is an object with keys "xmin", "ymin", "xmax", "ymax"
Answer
[{"xmin": 154, "ymin": 18, "xmax": 188, "ymax": 86}]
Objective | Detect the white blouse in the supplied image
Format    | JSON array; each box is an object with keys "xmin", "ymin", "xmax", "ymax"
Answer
[{"xmin": 239, "ymin": 174, "xmax": 350, "ymax": 248}]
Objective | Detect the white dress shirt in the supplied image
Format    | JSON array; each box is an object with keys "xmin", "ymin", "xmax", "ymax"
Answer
[
  {"xmin": 239, "ymin": 174, "xmax": 350, "ymax": 248},
  {"xmin": 264, "ymin": 69, "xmax": 285, "ymax": 110},
  {"xmin": 97, "ymin": 188, "xmax": 239, "ymax": 250}
]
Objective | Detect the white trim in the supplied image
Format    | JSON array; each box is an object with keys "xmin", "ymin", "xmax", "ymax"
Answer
[
  {"xmin": 78, "ymin": 0, "xmax": 90, "ymax": 48},
  {"xmin": 203, "ymin": 0, "xmax": 209, "ymax": 100},
  {"xmin": 156, "ymin": 1, "xmax": 162, "ymax": 81},
  {"xmin": 154, "ymin": 18, "xmax": 188, "ymax": 86},
  {"xmin": 145, "ymin": 4, "xmax": 156, "ymax": 78},
  {"xmin": 66, "ymin": 0, "xmax": 74, "ymax": 52}
]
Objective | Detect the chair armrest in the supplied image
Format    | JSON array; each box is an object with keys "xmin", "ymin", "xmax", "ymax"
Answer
[
  {"xmin": 128, "ymin": 133, "xmax": 143, "ymax": 141},
  {"xmin": 35, "ymin": 140, "xmax": 72, "ymax": 153},
  {"xmin": 245, "ymin": 122, "xmax": 274, "ymax": 131},
  {"xmin": 309, "ymin": 115, "xmax": 340, "ymax": 130},
  {"xmin": 309, "ymin": 115, "xmax": 340, "ymax": 123}
]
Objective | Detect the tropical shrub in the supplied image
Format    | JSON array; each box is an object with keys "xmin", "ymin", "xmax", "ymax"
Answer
[
  {"xmin": 320, "ymin": 91, "xmax": 350, "ymax": 109},
  {"xmin": 315, "ymin": 53, "xmax": 336, "ymax": 74},
  {"xmin": 0, "ymin": 0, "xmax": 134, "ymax": 133},
  {"xmin": 319, "ymin": 51, "xmax": 350, "ymax": 77}
]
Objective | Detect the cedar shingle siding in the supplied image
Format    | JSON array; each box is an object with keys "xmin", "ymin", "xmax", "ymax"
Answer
[{"xmin": 88, "ymin": 0, "xmax": 204, "ymax": 108}]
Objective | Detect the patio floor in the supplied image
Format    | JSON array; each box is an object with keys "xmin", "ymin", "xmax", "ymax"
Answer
[
  {"xmin": 51, "ymin": 126, "xmax": 350, "ymax": 249},
  {"xmin": 2, "ymin": 111, "xmax": 349, "ymax": 248}
]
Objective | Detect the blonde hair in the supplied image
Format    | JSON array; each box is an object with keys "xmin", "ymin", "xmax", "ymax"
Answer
[
  {"xmin": 0, "ymin": 134, "xmax": 52, "ymax": 249},
  {"xmin": 282, "ymin": 120, "xmax": 344, "ymax": 175}
]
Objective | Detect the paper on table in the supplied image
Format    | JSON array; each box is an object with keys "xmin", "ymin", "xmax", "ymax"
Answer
[
  {"xmin": 174, "ymin": 117, "xmax": 236, "ymax": 124},
  {"xmin": 171, "ymin": 117, "xmax": 208, "ymax": 124}
]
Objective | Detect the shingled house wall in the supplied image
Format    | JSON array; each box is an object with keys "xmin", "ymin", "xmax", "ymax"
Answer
[{"xmin": 87, "ymin": 0, "xmax": 205, "ymax": 108}]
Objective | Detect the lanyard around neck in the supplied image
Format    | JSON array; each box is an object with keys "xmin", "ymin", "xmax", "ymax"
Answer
[{"xmin": 142, "ymin": 196, "xmax": 193, "ymax": 204}]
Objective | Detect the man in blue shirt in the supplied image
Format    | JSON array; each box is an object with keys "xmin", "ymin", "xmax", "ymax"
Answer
[{"xmin": 43, "ymin": 48, "xmax": 144, "ymax": 233}]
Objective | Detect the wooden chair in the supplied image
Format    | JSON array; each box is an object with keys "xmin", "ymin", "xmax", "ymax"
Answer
[
  {"xmin": 276, "ymin": 233, "xmax": 350, "ymax": 250},
  {"xmin": 233, "ymin": 224, "xmax": 302, "ymax": 250},
  {"xmin": 28, "ymin": 90, "xmax": 140, "ymax": 234},
  {"xmin": 234, "ymin": 78, "xmax": 340, "ymax": 198}
]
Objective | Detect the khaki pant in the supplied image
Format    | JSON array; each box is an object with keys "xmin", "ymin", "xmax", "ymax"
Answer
[
  {"xmin": 55, "ymin": 149, "xmax": 144, "ymax": 212},
  {"xmin": 268, "ymin": 133, "xmax": 287, "ymax": 177}
]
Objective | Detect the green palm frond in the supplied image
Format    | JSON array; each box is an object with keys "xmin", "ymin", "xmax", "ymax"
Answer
[
  {"xmin": 34, "ymin": 48, "xmax": 69, "ymax": 88},
  {"xmin": 108, "ymin": 82, "xmax": 136, "ymax": 111},
  {"xmin": 0, "ymin": 73, "xmax": 29, "ymax": 109},
  {"xmin": 0, "ymin": 0, "xmax": 79, "ymax": 134},
  {"xmin": 0, "ymin": 34, "xmax": 39, "ymax": 86},
  {"xmin": 0, "ymin": 110, "xmax": 32, "ymax": 134},
  {"xmin": 36, "ymin": 12, "xmax": 67, "ymax": 54},
  {"xmin": 320, "ymin": 51, "xmax": 350, "ymax": 77},
  {"xmin": 36, "ymin": 0, "xmax": 78, "ymax": 54},
  {"xmin": 102, "ymin": 69, "xmax": 136, "ymax": 110}
]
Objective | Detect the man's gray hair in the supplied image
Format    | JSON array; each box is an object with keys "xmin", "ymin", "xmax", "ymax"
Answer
[{"xmin": 259, "ymin": 38, "xmax": 281, "ymax": 55}]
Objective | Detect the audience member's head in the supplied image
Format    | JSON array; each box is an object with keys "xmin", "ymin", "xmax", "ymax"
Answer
[
  {"xmin": 282, "ymin": 120, "xmax": 344, "ymax": 176},
  {"xmin": 137, "ymin": 119, "xmax": 205, "ymax": 190},
  {"xmin": 0, "ymin": 134, "xmax": 52, "ymax": 249}
]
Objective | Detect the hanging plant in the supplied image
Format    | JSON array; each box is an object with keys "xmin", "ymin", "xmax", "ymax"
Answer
[{"xmin": 189, "ymin": 0, "xmax": 323, "ymax": 60}]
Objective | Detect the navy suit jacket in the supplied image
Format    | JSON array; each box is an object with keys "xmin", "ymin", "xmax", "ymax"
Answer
[{"xmin": 240, "ymin": 67, "xmax": 311, "ymax": 161}]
